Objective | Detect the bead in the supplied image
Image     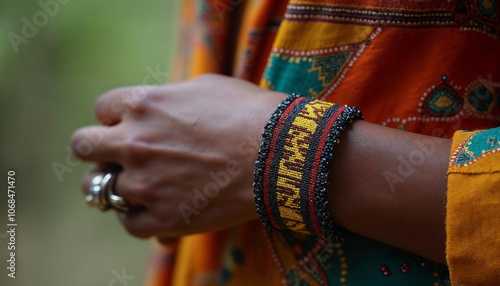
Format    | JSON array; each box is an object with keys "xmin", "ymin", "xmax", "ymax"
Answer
[
  {"xmin": 253, "ymin": 93, "xmax": 304, "ymax": 231},
  {"xmin": 380, "ymin": 265, "xmax": 391, "ymax": 276},
  {"xmin": 400, "ymin": 261, "xmax": 411, "ymax": 273},
  {"xmin": 253, "ymin": 94, "xmax": 362, "ymax": 243}
]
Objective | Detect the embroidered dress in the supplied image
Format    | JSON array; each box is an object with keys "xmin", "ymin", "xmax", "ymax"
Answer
[{"xmin": 144, "ymin": 0, "xmax": 500, "ymax": 285}]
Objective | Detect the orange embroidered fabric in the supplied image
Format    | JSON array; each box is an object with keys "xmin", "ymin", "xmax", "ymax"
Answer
[{"xmin": 143, "ymin": 0, "xmax": 500, "ymax": 285}]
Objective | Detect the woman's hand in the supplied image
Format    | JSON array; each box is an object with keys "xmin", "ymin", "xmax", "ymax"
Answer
[{"xmin": 71, "ymin": 74, "xmax": 287, "ymax": 239}]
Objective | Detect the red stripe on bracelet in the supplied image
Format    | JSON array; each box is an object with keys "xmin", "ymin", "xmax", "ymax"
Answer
[
  {"xmin": 263, "ymin": 97, "xmax": 307, "ymax": 230},
  {"xmin": 307, "ymin": 106, "xmax": 346, "ymax": 236}
]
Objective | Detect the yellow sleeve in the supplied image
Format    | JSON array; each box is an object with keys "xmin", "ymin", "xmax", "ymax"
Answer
[{"xmin": 446, "ymin": 126, "xmax": 500, "ymax": 285}]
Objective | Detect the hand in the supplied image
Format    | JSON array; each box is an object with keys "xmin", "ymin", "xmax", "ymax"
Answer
[{"xmin": 72, "ymin": 74, "xmax": 287, "ymax": 239}]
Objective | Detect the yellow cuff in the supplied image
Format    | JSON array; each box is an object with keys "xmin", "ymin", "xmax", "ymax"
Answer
[{"xmin": 446, "ymin": 127, "xmax": 500, "ymax": 285}]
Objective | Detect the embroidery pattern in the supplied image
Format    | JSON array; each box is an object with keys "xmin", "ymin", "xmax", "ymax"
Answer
[
  {"xmin": 265, "ymin": 230, "xmax": 339, "ymax": 286},
  {"xmin": 382, "ymin": 76, "xmax": 500, "ymax": 129},
  {"xmin": 262, "ymin": 28, "xmax": 382, "ymax": 99},
  {"xmin": 422, "ymin": 76, "xmax": 464, "ymax": 118},
  {"xmin": 287, "ymin": 0, "xmax": 500, "ymax": 37},
  {"xmin": 449, "ymin": 127, "xmax": 500, "ymax": 167},
  {"xmin": 265, "ymin": 229, "xmax": 450, "ymax": 285}
]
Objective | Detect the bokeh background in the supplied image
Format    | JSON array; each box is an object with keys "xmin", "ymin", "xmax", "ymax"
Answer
[{"xmin": 0, "ymin": 0, "xmax": 180, "ymax": 285}]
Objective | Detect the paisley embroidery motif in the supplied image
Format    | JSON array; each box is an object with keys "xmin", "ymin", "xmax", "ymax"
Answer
[{"xmin": 451, "ymin": 127, "xmax": 500, "ymax": 166}]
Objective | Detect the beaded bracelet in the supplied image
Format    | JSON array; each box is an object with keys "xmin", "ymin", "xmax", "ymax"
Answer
[{"xmin": 253, "ymin": 94, "xmax": 363, "ymax": 243}]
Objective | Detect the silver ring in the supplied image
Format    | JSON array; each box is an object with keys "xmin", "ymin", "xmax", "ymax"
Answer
[
  {"xmin": 85, "ymin": 174, "xmax": 101, "ymax": 206},
  {"xmin": 87, "ymin": 169, "xmax": 132, "ymax": 212},
  {"xmin": 104, "ymin": 171, "xmax": 131, "ymax": 212},
  {"xmin": 98, "ymin": 171, "xmax": 115, "ymax": 211},
  {"xmin": 107, "ymin": 189, "xmax": 131, "ymax": 212},
  {"xmin": 87, "ymin": 170, "xmax": 113, "ymax": 211},
  {"xmin": 87, "ymin": 172, "xmax": 110, "ymax": 210}
]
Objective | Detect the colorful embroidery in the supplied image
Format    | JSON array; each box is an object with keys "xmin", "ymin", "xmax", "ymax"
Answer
[
  {"xmin": 462, "ymin": 77, "xmax": 500, "ymax": 119},
  {"xmin": 383, "ymin": 76, "xmax": 500, "ymax": 130},
  {"xmin": 218, "ymin": 247, "xmax": 245, "ymax": 284},
  {"xmin": 467, "ymin": 84, "xmax": 495, "ymax": 113},
  {"xmin": 264, "ymin": 49, "xmax": 354, "ymax": 97},
  {"xmin": 422, "ymin": 76, "xmax": 463, "ymax": 117},
  {"xmin": 265, "ymin": 230, "xmax": 450, "ymax": 285},
  {"xmin": 449, "ymin": 126, "xmax": 500, "ymax": 166},
  {"xmin": 196, "ymin": 0, "xmax": 230, "ymax": 70},
  {"xmin": 456, "ymin": 0, "xmax": 499, "ymax": 36},
  {"xmin": 418, "ymin": 76, "xmax": 500, "ymax": 120},
  {"xmin": 287, "ymin": 0, "xmax": 500, "ymax": 37},
  {"xmin": 265, "ymin": 230, "xmax": 337, "ymax": 286},
  {"xmin": 285, "ymin": 3, "xmax": 455, "ymax": 27},
  {"xmin": 262, "ymin": 28, "xmax": 381, "ymax": 99},
  {"xmin": 477, "ymin": 0, "xmax": 498, "ymax": 18}
]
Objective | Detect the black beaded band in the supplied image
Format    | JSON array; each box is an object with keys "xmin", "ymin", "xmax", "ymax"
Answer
[
  {"xmin": 253, "ymin": 93, "xmax": 302, "ymax": 231},
  {"xmin": 253, "ymin": 94, "xmax": 363, "ymax": 244},
  {"xmin": 314, "ymin": 105, "xmax": 363, "ymax": 243}
]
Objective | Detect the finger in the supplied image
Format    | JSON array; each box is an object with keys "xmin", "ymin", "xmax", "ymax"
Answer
[
  {"xmin": 81, "ymin": 164, "xmax": 120, "ymax": 194},
  {"xmin": 71, "ymin": 125, "xmax": 123, "ymax": 163},
  {"xmin": 111, "ymin": 168, "xmax": 154, "ymax": 208},
  {"xmin": 82, "ymin": 168, "xmax": 145, "ymax": 209},
  {"xmin": 116, "ymin": 209, "xmax": 163, "ymax": 239},
  {"xmin": 94, "ymin": 86, "xmax": 156, "ymax": 125}
]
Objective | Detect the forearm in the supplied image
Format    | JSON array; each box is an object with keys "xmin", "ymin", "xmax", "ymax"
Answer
[{"xmin": 328, "ymin": 120, "xmax": 451, "ymax": 264}]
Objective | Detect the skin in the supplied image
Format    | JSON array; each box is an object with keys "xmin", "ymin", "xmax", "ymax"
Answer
[
  {"xmin": 72, "ymin": 73, "xmax": 451, "ymax": 265},
  {"xmin": 329, "ymin": 121, "xmax": 450, "ymax": 264}
]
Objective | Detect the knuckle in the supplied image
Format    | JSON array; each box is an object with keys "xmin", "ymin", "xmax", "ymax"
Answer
[
  {"xmin": 95, "ymin": 88, "xmax": 122, "ymax": 115},
  {"xmin": 123, "ymin": 88, "xmax": 154, "ymax": 116},
  {"xmin": 121, "ymin": 137, "xmax": 150, "ymax": 164},
  {"xmin": 132, "ymin": 176, "xmax": 156, "ymax": 201},
  {"xmin": 143, "ymin": 88, "xmax": 164, "ymax": 103}
]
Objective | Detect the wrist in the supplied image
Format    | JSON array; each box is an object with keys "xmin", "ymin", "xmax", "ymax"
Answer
[{"xmin": 252, "ymin": 94, "xmax": 362, "ymax": 242}]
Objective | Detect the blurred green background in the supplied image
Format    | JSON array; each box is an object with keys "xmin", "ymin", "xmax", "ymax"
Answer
[{"xmin": 0, "ymin": 0, "xmax": 180, "ymax": 285}]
